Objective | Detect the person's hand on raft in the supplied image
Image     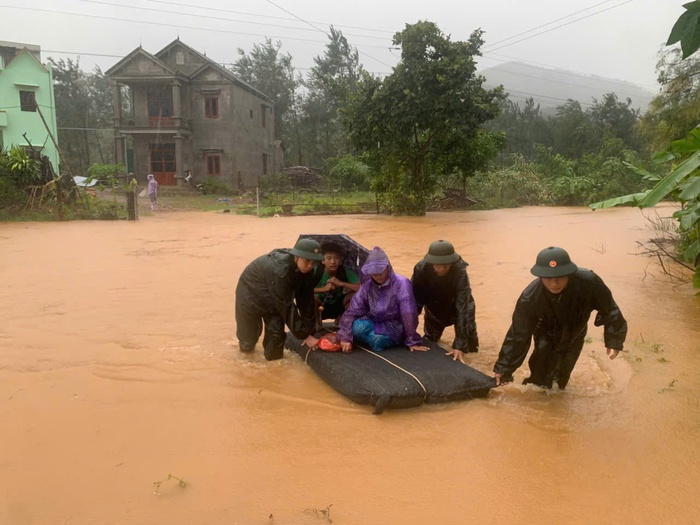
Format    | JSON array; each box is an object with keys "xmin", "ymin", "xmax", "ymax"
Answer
[
  {"xmin": 340, "ymin": 341, "xmax": 353, "ymax": 353},
  {"xmin": 409, "ymin": 344, "xmax": 429, "ymax": 352},
  {"xmin": 302, "ymin": 335, "xmax": 319, "ymax": 350},
  {"xmin": 445, "ymin": 348, "xmax": 467, "ymax": 364},
  {"xmin": 494, "ymin": 373, "xmax": 513, "ymax": 386}
]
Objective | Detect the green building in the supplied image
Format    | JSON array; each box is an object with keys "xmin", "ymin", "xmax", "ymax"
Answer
[{"xmin": 0, "ymin": 41, "xmax": 60, "ymax": 173}]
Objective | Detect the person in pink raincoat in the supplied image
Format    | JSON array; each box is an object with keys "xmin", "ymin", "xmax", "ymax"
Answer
[{"xmin": 147, "ymin": 174, "xmax": 158, "ymax": 211}]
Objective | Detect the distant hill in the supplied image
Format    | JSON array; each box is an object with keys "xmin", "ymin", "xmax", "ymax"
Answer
[{"xmin": 480, "ymin": 61, "xmax": 657, "ymax": 115}]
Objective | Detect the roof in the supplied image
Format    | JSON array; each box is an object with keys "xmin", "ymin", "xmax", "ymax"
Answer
[
  {"xmin": 105, "ymin": 46, "xmax": 183, "ymax": 79},
  {"xmin": 156, "ymin": 39, "xmax": 272, "ymax": 102},
  {"xmin": 106, "ymin": 39, "xmax": 272, "ymax": 102}
]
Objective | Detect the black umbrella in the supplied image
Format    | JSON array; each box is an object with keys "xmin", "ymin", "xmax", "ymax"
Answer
[{"xmin": 297, "ymin": 234, "xmax": 369, "ymax": 275}]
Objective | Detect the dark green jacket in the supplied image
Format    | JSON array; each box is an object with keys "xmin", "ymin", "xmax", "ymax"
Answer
[
  {"xmin": 236, "ymin": 249, "xmax": 316, "ymax": 339},
  {"xmin": 493, "ymin": 268, "xmax": 627, "ymax": 377},
  {"xmin": 411, "ymin": 258, "xmax": 478, "ymax": 352}
]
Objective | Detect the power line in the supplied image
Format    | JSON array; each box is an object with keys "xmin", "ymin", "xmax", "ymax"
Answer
[
  {"xmin": 138, "ymin": 0, "xmax": 394, "ymax": 35},
  {"xmin": 484, "ymin": 0, "xmax": 635, "ymax": 53},
  {"xmin": 79, "ymin": 0, "xmax": 389, "ymax": 41},
  {"xmin": 0, "ymin": 5, "xmax": 395, "ymax": 52},
  {"xmin": 264, "ymin": 0, "xmax": 393, "ymax": 68},
  {"xmin": 483, "ymin": 0, "xmax": 621, "ymax": 49}
]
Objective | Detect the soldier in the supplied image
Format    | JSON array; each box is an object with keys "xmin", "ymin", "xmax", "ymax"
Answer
[
  {"xmin": 493, "ymin": 246, "xmax": 627, "ymax": 389},
  {"xmin": 411, "ymin": 240, "xmax": 479, "ymax": 364},
  {"xmin": 235, "ymin": 238, "xmax": 324, "ymax": 360}
]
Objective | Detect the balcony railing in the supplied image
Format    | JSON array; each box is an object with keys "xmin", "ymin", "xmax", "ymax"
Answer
[{"xmin": 115, "ymin": 116, "xmax": 191, "ymax": 131}]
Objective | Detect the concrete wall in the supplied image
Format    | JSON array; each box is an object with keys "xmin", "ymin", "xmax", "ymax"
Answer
[
  {"xmin": 0, "ymin": 49, "xmax": 59, "ymax": 172},
  {"xmin": 190, "ymin": 76, "xmax": 276, "ymax": 188}
]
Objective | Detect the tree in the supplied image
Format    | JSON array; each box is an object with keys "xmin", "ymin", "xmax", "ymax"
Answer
[
  {"xmin": 49, "ymin": 58, "xmax": 113, "ymax": 175},
  {"xmin": 299, "ymin": 27, "xmax": 363, "ymax": 168},
  {"xmin": 233, "ymin": 39, "xmax": 297, "ymax": 144},
  {"xmin": 638, "ymin": 48, "xmax": 700, "ymax": 151},
  {"xmin": 343, "ymin": 21, "xmax": 503, "ymax": 215},
  {"xmin": 591, "ymin": 5, "xmax": 700, "ymax": 292},
  {"xmin": 589, "ymin": 93, "xmax": 641, "ymax": 151},
  {"xmin": 487, "ymin": 98, "xmax": 552, "ymax": 162},
  {"xmin": 550, "ymin": 100, "xmax": 601, "ymax": 158}
]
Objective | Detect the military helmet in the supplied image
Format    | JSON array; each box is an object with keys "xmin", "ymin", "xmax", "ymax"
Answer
[
  {"xmin": 424, "ymin": 240, "xmax": 460, "ymax": 265},
  {"xmin": 289, "ymin": 238, "xmax": 324, "ymax": 261},
  {"xmin": 530, "ymin": 246, "xmax": 578, "ymax": 278}
]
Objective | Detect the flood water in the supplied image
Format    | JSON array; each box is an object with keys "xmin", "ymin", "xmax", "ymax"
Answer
[{"xmin": 1, "ymin": 206, "xmax": 699, "ymax": 525}]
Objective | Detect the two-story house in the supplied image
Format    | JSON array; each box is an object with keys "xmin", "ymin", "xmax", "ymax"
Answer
[
  {"xmin": 106, "ymin": 39, "xmax": 281, "ymax": 189},
  {"xmin": 0, "ymin": 41, "xmax": 60, "ymax": 171}
]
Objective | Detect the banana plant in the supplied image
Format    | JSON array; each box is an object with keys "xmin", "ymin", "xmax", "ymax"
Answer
[{"xmin": 590, "ymin": 126, "xmax": 700, "ymax": 291}]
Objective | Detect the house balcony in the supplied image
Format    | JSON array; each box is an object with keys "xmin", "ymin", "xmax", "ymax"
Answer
[{"xmin": 114, "ymin": 116, "xmax": 192, "ymax": 135}]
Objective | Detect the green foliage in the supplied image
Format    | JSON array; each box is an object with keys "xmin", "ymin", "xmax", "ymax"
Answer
[
  {"xmin": 667, "ymin": 1, "xmax": 700, "ymax": 58},
  {"xmin": 487, "ymin": 98, "xmax": 551, "ymax": 161},
  {"xmin": 197, "ymin": 176, "xmax": 236, "ymax": 195},
  {"xmin": 328, "ymin": 154, "xmax": 371, "ymax": 190},
  {"xmin": 86, "ymin": 163, "xmax": 128, "ymax": 192},
  {"xmin": 638, "ymin": 49, "xmax": 700, "ymax": 151},
  {"xmin": 468, "ymin": 155, "xmax": 551, "ymax": 208},
  {"xmin": 591, "ymin": 126, "xmax": 700, "ymax": 289},
  {"xmin": 296, "ymin": 27, "xmax": 363, "ymax": 167},
  {"xmin": 49, "ymin": 58, "xmax": 114, "ymax": 175},
  {"xmin": 4, "ymin": 147, "xmax": 42, "ymax": 187},
  {"xmin": 0, "ymin": 177, "xmax": 26, "ymax": 211},
  {"xmin": 343, "ymin": 21, "xmax": 503, "ymax": 215}
]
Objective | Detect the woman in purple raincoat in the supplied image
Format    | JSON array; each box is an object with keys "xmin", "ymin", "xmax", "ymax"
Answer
[{"xmin": 337, "ymin": 247, "xmax": 428, "ymax": 353}]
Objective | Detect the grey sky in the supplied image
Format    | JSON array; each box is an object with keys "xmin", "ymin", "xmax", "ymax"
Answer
[{"xmin": 0, "ymin": 0, "xmax": 684, "ymax": 91}]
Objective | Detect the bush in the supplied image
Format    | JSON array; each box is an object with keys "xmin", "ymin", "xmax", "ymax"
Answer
[
  {"xmin": 328, "ymin": 154, "xmax": 371, "ymax": 191},
  {"xmin": 197, "ymin": 177, "xmax": 235, "ymax": 195},
  {"xmin": 0, "ymin": 177, "xmax": 26, "ymax": 210},
  {"xmin": 469, "ymin": 155, "xmax": 551, "ymax": 208}
]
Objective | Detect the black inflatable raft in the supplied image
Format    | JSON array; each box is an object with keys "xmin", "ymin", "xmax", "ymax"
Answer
[{"xmin": 285, "ymin": 330, "xmax": 496, "ymax": 414}]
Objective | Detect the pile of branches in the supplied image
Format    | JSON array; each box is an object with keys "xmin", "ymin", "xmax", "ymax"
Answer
[{"xmin": 281, "ymin": 166, "xmax": 323, "ymax": 189}]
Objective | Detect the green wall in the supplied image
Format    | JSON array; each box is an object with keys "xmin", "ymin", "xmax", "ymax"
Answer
[{"xmin": 0, "ymin": 49, "xmax": 60, "ymax": 173}]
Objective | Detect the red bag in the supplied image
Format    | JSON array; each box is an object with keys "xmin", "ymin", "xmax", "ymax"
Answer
[{"xmin": 318, "ymin": 333, "xmax": 342, "ymax": 352}]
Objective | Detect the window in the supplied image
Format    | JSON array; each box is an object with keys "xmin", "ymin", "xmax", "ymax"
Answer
[
  {"xmin": 249, "ymin": 109, "xmax": 253, "ymax": 119},
  {"xmin": 19, "ymin": 91, "xmax": 36, "ymax": 112},
  {"xmin": 207, "ymin": 154, "xmax": 221, "ymax": 176},
  {"xmin": 204, "ymin": 96, "xmax": 218, "ymax": 118},
  {"xmin": 262, "ymin": 153, "xmax": 268, "ymax": 176},
  {"xmin": 261, "ymin": 105, "xmax": 266, "ymax": 128},
  {"xmin": 176, "ymin": 51, "xmax": 185, "ymax": 65}
]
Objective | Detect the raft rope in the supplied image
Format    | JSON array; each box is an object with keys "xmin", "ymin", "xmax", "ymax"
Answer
[
  {"xmin": 359, "ymin": 346, "xmax": 428, "ymax": 401},
  {"xmin": 303, "ymin": 338, "xmax": 428, "ymax": 402}
]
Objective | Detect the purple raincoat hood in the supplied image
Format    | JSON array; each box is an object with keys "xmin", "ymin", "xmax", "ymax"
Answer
[{"xmin": 361, "ymin": 246, "xmax": 394, "ymax": 280}]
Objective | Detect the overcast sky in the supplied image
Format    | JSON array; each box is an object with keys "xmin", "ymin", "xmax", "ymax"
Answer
[{"xmin": 0, "ymin": 0, "xmax": 684, "ymax": 91}]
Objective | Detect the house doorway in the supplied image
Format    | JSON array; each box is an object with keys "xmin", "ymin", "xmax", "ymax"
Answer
[{"xmin": 149, "ymin": 143, "xmax": 176, "ymax": 185}]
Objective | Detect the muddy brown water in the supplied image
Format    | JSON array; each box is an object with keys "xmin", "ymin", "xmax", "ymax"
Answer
[{"xmin": 1, "ymin": 206, "xmax": 699, "ymax": 525}]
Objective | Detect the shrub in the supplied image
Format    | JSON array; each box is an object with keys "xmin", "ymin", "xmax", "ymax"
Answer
[{"xmin": 197, "ymin": 177, "xmax": 235, "ymax": 195}]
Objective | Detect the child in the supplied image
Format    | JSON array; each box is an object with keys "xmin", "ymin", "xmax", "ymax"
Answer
[{"xmin": 313, "ymin": 242, "xmax": 361, "ymax": 323}]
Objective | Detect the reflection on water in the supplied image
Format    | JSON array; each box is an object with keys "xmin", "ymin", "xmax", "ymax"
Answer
[{"xmin": 0, "ymin": 206, "xmax": 699, "ymax": 524}]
